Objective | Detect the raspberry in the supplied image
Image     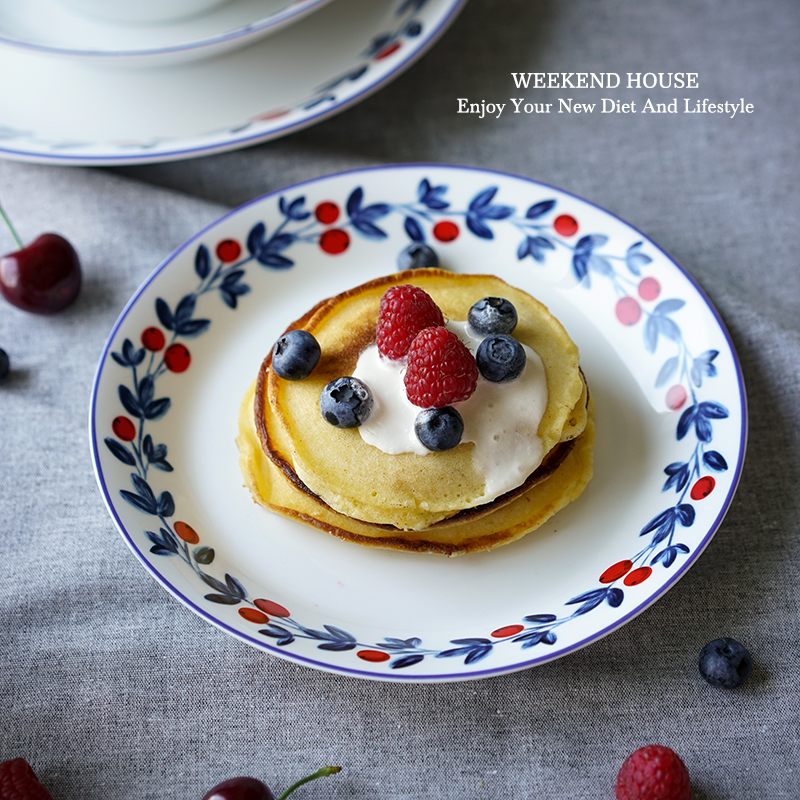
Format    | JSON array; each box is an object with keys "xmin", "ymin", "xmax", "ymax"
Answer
[
  {"xmin": 0, "ymin": 758, "xmax": 55, "ymax": 800},
  {"xmin": 615, "ymin": 745, "xmax": 692, "ymax": 800},
  {"xmin": 375, "ymin": 284, "xmax": 445, "ymax": 360},
  {"xmin": 404, "ymin": 326, "xmax": 478, "ymax": 408}
]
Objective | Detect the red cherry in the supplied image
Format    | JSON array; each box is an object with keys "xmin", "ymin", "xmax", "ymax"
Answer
[
  {"xmin": 690, "ymin": 476, "xmax": 716, "ymax": 499},
  {"xmin": 239, "ymin": 607, "xmax": 270, "ymax": 624},
  {"xmin": 375, "ymin": 42, "xmax": 402, "ymax": 59},
  {"xmin": 141, "ymin": 326, "xmax": 165, "ymax": 351},
  {"xmin": 615, "ymin": 296, "xmax": 642, "ymax": 326},
  {"xmin": 666, "ymin": 384, "xmax": 688, "ymax": 410},
  {"xmin": 254, "ymin": 598, "xmax": 290, "ymax": 617},
  {"xmin": 202, "ymin": 776, "xmax": 273, "ymax": 800},
  {"xmin": 0, "ymin": 233, "xmax": 81, "ymax": 314},
  {"xmin": 216, "ymin": 239, "xmax": 242, "ymax": 263},
  {"xmin": 164, "ymin": 343, "xmax": 191, "ymax": 372},
  {"xmin": 599, "ymin": 559, "xmax": 633, "ymax": 583},
  {"xmin": 623, "ymin": 566, "xmax": 652, "ymax": 586},
  {"xmin": 638, "ymin": 276, "xmax": 661, "ymax": 301},
  {"xmin": 174, "ymin": 521, "xmax": 199, "ymax": 543},
  {"xmin": 553, "ymin": 214, "xmax": 578, "ymax": 236},
  {"xmin": 491, "ymin": 624, "xmax": 525, "ymax": 638},
  {"xmin": 314, "ymin": 202, "xmax": 340, "ymax": 224},
  {"xmin": 319, "ymin": 229, "xmax": 350, "ymax": 254},
  {"xmin": 112, "ymin": 416, "xmax": 136, "ymax": 441},
  {"xmin": 432, "ymin": 221, "xmax": 459, "ymax": 242},
  {"xmin": 356, "ymin": 650, "xmax": 391, "ymax": 662}
]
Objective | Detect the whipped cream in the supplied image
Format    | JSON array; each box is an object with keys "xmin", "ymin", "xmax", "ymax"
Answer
[{"xmin": 352, "ymin": 321, "xmax": 547, "ymax": 504}]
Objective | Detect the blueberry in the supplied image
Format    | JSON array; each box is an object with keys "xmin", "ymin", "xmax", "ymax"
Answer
[
  {"xmin": 699, "ymin": 637, "xmax": 753, "ymax": 688},
  {"xmin": 272, "ymin": 329, "xmax": 321, "ymax": 381},
  {"xmin": 468, "ymin": 297, "xmax": 517, "ymax": 334},
  {"xmin": 397, "ymin": 242, "xmax": 439, "ymax": 270},
  {"xmin": 319, "ymin": 376, "xmax": 374, "ymax": 428},
  {"xmin": 414, "ymin": 406, "xmax": 464, "ymax": 451},
  {"xmin": 0, "ymin": 347, "xmax": 9, "ymax": 381},
  {"xmin": 476, "ymin": 334, "xmax": 526, "ymax": 382}
]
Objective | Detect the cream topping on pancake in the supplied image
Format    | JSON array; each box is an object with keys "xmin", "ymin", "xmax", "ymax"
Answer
[{"xmin": 353, "ymin": 319, "xmax": 548, "ymax": 504}]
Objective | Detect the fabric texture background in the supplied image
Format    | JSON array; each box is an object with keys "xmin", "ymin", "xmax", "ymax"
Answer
[{"xmin": 1, "ymin": 1, "xmax": 798, "ymax": 798}]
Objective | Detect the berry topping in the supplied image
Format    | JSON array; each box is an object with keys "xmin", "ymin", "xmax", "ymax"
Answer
[
  {"xmin": 404, "ymin": 326, "xmax": 478, "ymax": 408},
  {"xmin": 397, "ymin": 242, "xmax": 440, "ymax": 271},
  {"xmin": 698, "ymin": 637, "xmax": 753, "ymax": 689},
  {"xmin": 467, "ymin": 296, "xmax": 518, "ymax": 334},
  {"xmin": 375, "ymin": 284, "xmax": 445, "ymax": 360},
  {"xmin": 0, "ymin": 757, "xmax": 55, "ymax": 800},
  {"xmin": 415, "ymin": 406, "xmax": 464, "ymax": 451},
  {"xmin": 615, "ymin": 745, "xmax": 691, "ymax": 800},
  {"xmin": 0, "ymin": 347, "xmax": 9, "ymax": 382},
  {"xmin": 476, "ymin": 334, "xmax": 526, "ymax": 382},
  {"xmin": 272, "ymin": 330, "xmax": 321, "ymax": 381},
  {"xmin": 320, "ymin": 376, "xmax": 374, "ymax": 428}
]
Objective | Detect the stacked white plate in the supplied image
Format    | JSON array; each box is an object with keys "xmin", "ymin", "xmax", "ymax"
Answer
[{"xmin": 0, "ymin": 0, "xmax": 468, "ymax": 164}]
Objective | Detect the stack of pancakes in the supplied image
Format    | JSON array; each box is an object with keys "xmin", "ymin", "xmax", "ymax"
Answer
[{"xmin": 237, "ymin": 269, "xmax": 594, "ymax": 555}]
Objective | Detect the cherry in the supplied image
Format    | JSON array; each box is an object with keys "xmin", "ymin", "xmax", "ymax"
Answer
[
  {"xmin": 0, "ymin": 233, "xmax": 81, "ymax": 315},
  {"xmin": 202, "ymin": 777, "xmax": 272, "ymax": 800},
  {"xmin": 666, "ymin": 384, "xmax": 688, "ymax": 411},
  {"xmin": 202, "ymin": 767, "xmax": 341, "ymax": 800}
]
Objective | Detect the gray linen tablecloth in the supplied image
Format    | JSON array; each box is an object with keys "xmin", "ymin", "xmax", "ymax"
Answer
[{"xmin": 2, "ymin": 0, "xmax": 799, "ymax": 798}]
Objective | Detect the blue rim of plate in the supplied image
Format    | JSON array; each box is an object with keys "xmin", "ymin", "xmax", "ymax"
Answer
[
  {"xmin": 0, "ymin": 0, "xmax": 468, "ymax": 166},
  {"xmin": 89, "ymin": 163, "xmax": 748, "ymax": 681},
  {"xmin": 0, "ymin": 0, "xmax": 333, "ymax": 60}
]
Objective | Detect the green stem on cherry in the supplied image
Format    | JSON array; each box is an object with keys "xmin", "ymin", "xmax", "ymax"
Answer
[
  {"xmin": 0, "ymin": 199, "xmax": 24, "ymax": 250},
  {"xmin": 277, "ymin": 767, "xmax": 341, "ymax": 800}
]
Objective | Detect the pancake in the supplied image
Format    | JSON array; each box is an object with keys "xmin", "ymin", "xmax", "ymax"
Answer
[
  {"xmin": 238, "ymin": 382, "xmax": 594, "ymax": 556},
  {"xmin": 258, "ymin": 270, "xmax": 587, "ymax": 531},
  {"xmin": 237, "ymin": 269, "xmax": 594, "ymax": 554}
]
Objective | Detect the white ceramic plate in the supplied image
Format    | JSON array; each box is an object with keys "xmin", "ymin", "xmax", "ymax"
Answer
[
  {"xmin": 90, "ymin": 165, "xmax": 747, "ymax": 682},
  {"xmin": 0, "ymin": 0, "xmax": 335, "ymax": 65},
  {"xmin": 0, "ymin": 0, "xmax": 466, "ymax": 164}
]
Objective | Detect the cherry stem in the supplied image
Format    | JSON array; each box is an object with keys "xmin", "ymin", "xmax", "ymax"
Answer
[
  {"xmin": 277, "ymin": 767, "xmax": 341, "ymax": 800},
  {"xmin": 0, "ymin": 198, "xmax": 24, "ymax": 250}
]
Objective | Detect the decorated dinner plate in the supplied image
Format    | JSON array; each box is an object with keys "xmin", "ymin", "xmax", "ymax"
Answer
[
  {"xmin": 90, "ymin": 164, "xmax": 747, "ymax": 682},
  {"xmin": 0, "ymin": 0, "xmax": 465, "ymax": 165},
  {"xmin": 0, "ymin": 0, "xmax": 336, "ymax": 66}
]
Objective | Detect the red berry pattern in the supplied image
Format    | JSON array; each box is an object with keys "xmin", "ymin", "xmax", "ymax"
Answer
[
  {"xmin": 638, "ymin": 276, "xmax": 661, "ymax": 301},
  {"xmin": 432, "ymin": 220, "xmax": 459, "ymax": 242},
  {"xmin": 404, "ymin": 326, "xmax": 478, "ymax": 408},
  {"xmin": 164, "ymin": 343, "xmax": 191, "ymax": 373},
  {"xmin": 666, "ymin": 385, "xmax": 688, "ymax": 411},
  {"xmin": 314, "ymin": 202, "xmax": 340, "ymax": 224},
  {"xmin": 215, "ymin": 239, "xmax": 242, "ymax": 263},
  {"xmin": 690, "ymin": 476, "xmax": 715, "ymax": 500},
  {"xmin": 0, "ymin": 758, "xmax": 54, "ymax": 800},
  {"xmin": 174, "ymin": 521, "xmax": 200, "ymax": 544},
  {"xmin": 615, "ymin": 745, "xmax": 691, "ymax": 800},
  {"xmin": 553, "ymin": 214, "xmax": 578, "ymax": 236},
  {"xmin": 600, "ymin": 560, "xmax": 633, "ymax": 584},
  {"xmin": 319, "ymin": 228, "xmax": 350, "ymax": 254},
  {"xmin": 112, "ymin": 416, "xmax": 136, "ymax": 441},
  {"xmin": 141, "ymin": 326, "xmax": 165, "ymax": 351},
  {"xmin": 615, "ymin": 296, "xmax": 642, "ymax": 326},
  {"xmin": 375, "ymin": 284, "xmax": 445, "ymax": 360}
]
